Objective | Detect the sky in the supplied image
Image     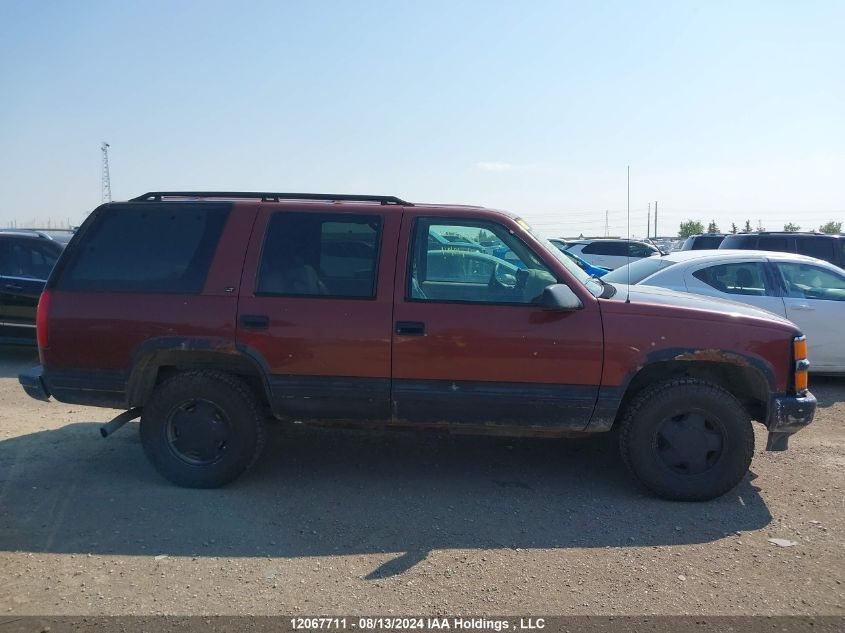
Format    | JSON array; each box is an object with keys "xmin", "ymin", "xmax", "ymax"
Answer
[{"xmin": 1, "ymin": 0, "xmax": 843, "ymax": 238}]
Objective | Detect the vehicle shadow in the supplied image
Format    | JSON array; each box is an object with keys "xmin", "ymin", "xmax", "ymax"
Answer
[
  {"xmin": 0, "ymin": 345, "xmax": 38, "ymax": 379},
  {"xmin": 0, "ymin": 421, "xmax": 772, "ymax": 578},
  {"xmin": 808, "ymin": 375, "xmax": 845, "ymax": 409}
]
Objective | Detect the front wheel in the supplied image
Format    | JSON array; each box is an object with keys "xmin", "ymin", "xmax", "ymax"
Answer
[
  {"xmin": 619, "ymin": 378, "xmax": 754, "ymax": 501},
  {"xmin": 140, "ymin": 371, "xmax": 265, "ymax": 488}
]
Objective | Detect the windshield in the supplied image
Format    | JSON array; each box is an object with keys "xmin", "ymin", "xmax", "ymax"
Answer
[
  {"xmin": 518, "ymin": 219, "xmax": 605, "ymax": 298},
  {"xmin": 603, "ymin": 256, "xmax": 677, "ymax": 285}
]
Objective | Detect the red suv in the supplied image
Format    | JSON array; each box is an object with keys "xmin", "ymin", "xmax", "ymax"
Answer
[{"xmin": 19, "ymin": 192, "xmax": 816, "ymax": 500}]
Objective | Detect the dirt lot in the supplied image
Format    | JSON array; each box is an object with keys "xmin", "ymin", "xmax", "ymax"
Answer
[{"xmin": 0, "ymin": 345, "xmax": 842, "ymax": 616}]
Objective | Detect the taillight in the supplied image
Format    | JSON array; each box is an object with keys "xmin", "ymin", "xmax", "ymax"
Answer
[
  {"xmin": 36, "ymin": 290, "xmax": 52, "ymax": 349},
  {"xmin": 793, "ymin": 335, "xmax": 809, "ymax": 393}
]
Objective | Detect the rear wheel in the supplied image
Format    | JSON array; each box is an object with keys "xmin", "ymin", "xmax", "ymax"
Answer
[
  {"xmin": 619, "ymin": 378, "xmax": 754, "ymax": 501},
  {"xmin": 140, "ymin": 371, "xmax": 265, "ymax": 488}
]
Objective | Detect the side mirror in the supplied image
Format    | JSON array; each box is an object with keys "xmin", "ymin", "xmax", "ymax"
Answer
[{"xmin": 540, "ymin": 284, "xmax": 583, "ymax": 311}]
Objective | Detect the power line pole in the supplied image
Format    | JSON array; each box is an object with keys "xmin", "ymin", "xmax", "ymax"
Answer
[
  {"xmin": 647, "ymin": 203, "xmax": 651, "ymax": 239},
  {"xmin": 604, "ymin": 210, "xmax": 609, "ymax": 237},
  {"xmin": 101, "ymin": 142, "xmax": 112, "ymax": 203},
  {"xmin": 654, "ymin": 200, "xmax": 658, "ymax": 237}
]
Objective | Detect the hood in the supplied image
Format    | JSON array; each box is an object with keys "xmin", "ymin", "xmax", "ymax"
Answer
[{"xmin": 604, "ymin": 283, "xmax": 795, "ymax": 326}]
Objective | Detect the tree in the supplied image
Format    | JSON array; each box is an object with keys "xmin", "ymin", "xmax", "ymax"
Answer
[
  {"xmin": 819, "ymin": 220, "xmax": 842, "ymax": 234},
  {"xmin": 730, "ymin": 222, "xmax": 738, "ymax": 234},
  {"xmin": 707, "ymin": 220, "xmax": 719, "ymax": 233},
  {"xmin": 783, "ymin": 222, "xmax": 801, "ymax": 232},
  {"xmin": 743, "ymin": 219, "xmax": 752, "ymax": 233},
  {"xmin": 678, "ymin": 220, "xmax": 704, "ymax": 238},
  {"xmin": 756, "ymin": 219, "xmax": 766, "ymax": 232}
]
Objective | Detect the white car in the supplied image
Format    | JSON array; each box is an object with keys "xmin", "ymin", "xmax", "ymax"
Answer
[
  {"xmin": 603, "ymin": 250, "xmax": 845, "ymax": 373},
  {"xmin": 565, "ymin": 239, "xmax": 660, "ymax": 271}
]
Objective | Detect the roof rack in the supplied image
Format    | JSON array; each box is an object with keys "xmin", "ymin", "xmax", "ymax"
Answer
[{"xmin": 130, "ymin": 192, "xmax": 413, "ymax": 206}]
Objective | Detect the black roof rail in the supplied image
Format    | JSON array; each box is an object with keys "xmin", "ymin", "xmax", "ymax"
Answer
[{"xmin": 129, "ymin": 192, "xmax": 413, "ymax": 206}]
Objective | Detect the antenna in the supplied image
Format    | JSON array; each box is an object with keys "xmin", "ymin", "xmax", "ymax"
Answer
[
  {"xmin": 101, "ymin": 142, "xmax": 112, "ymax": 203},
  {"xmin": 625, "ymin": 165, "xmax": 631, "ymax": 303}
]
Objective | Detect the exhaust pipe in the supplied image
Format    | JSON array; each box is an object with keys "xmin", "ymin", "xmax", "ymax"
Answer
[{"xmin": 100, "ymin": 408, "xmax": 142, "ymax": 438}]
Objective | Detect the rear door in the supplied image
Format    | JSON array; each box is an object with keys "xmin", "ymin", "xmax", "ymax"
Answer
[
  {"xmin": 236, "ymin": 205, "xmax": 400, "ymax": 420},
  {"xmin": 391, "ymin": 212, "xmax": 603, "ymax": 430}
]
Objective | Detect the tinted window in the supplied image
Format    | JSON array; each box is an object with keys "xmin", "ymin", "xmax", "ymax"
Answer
[
  {"xmin": 692, "ymin": 262, "xmax": 771, "ymax": 296},
  {"xmin": 58, "ymin": 203, "xmax": 229, "ymax": 293},
  {"xmin": 257, "ymin": 213, "xmax": 381, "ymax": 298},
  {"xmin": 796, "ymin": 238, "xmax": 834, "ymax": 263},
  {"xmin": 776, "ymin": 263, "xmax": 845, "ymax": 302},
  {"xmin": 691, "ymin": 236, "xmax": 725, "ymax": 250},
  {"xmin": 408, "ymin": 219, "xmax": 556, "ymax": 304},
  {"xmin": 719, "ymin": 235, "xmax": 755, "ymax": 249},
  {"xmin": 582, "ymin": 241, "xmax": 627, "ymax": 256},
  {"xmin": 0, "ymin": 238, "xmax": 60, "ymax": 280},
  {"xmin": 758, "ymin": 237, "xmax": 790, "ymax": 252}
]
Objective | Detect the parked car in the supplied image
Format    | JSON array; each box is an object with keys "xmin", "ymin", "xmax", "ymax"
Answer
[
  {"xmin": 603, "ymin": 250, "xmax": 845, "ymax": 373},
  {"xmin": 20, "ymin": 192, "xmax": 815, "ymax": 501},
  {"xmin": 549, "ymin": 240, "xmax": 609, "ymax": 277},
  {"xmin": 565, "ymin": 239, "xmax": 660, "ymax": 270},
  {"xmin": 681, "ymin": 234, "xmax": 728, "ymax": 250},
  {"xmin": 719, "ymin": 232, "xmax": 845, "ymax": 269},
  {"xmin": 0, "ymin": 230, "xmax": 67, "ymax": 344},
  {"xmin": 428, "ymin": 230, "xmax": 485, "ymax": 253}
]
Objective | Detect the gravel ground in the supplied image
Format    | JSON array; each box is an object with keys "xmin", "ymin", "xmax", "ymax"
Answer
[{"xmin": 0, "ymin": 345, "xmax": 842, "ymax": 616}]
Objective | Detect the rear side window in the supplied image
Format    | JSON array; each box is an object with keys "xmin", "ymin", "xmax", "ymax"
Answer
[
  {"xmin": 796, "ymin": 237, "xmax": 834, "ymax": 263},
  {"xmin": 692, "ymin": 262, "xmax": 771, "ymax": 296},
  {"xmin": 758, "ymin": 237, "xmax": 790, "ymax": 252},
  {"xmin": 256, "ymin": 212, "xmax": 381, "ymax": 298},
  {"xmin": 58, "ymin": 203, "xmax": 230, "ymax": 293}
]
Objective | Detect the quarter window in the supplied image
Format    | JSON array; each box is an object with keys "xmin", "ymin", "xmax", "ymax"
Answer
[
  {"xmin": 58, "ymin": 203, "xmax": 229, "ymax": 293},
  {"xmin": 408, "ymin": 220, "xmax": 557, "ymax": 304},
  {"xmin": 257, "ymin": 213, "xmax": 381, "ymax": 298},
  {"xmin": 692, "ymin": 262, "xmax": 771, "ymax": 296}
]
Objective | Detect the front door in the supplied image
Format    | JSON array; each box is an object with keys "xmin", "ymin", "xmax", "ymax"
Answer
[
  {"xmin": 772, "ymin": 261, "xmax": 845, "ymax": 372},
  {"xmin": 0, "ymin": 237, "xmax": 58, "ymax": 343},
  {"xmin": 236, "ymin": 205, "xmax": 400, "ymax": 420},
  {"xmin": 391, "ymin": 213, "xmax": 603, "ymax": 430}
]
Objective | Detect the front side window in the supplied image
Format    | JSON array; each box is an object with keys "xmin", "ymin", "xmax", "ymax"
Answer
[
  {"xmin": 257, "ymin": 212, "xmax": 381, "ymax": 298},
  {"xmin": 8, "ymin": 241, "xmax": 59, "ymax": 280},
  {"xmin": 629, "ymin": 242, "xmax": 657, "ymax": 257},
  {"xmin": 692, "ymin": 262, "xmax": 771, "ymax": 296},
  {"xmin": 776, "ymin": 262, "xmax": 845, "ymax": 301},
  {"xmin": 408, "ymin": 219, "xmax": 556, "ymax": 305}
]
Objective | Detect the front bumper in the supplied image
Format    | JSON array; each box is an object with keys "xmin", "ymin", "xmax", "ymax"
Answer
[
  {"xmin": 765, "ymin": 391, "xmax": 817, "ymax": 451},
  {"xmin": 19, "ymin": 366, "xmax": 50, "ymax": 402}
]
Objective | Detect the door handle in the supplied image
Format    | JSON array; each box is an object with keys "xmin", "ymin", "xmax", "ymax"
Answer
[
  {"xmin": 240, "ymin": 314, "xmax": 270, "ymax": 329},
  {"xmin": 4, "ymin": 283, "xmax": 24, "ymax": 291},
  {"xmin": 395, "ymin": 321, "xmax": 425, "ymax": 336},
  {"xmin": 793, "ymin": 304, "xmax": 814, "ymax": 311}
]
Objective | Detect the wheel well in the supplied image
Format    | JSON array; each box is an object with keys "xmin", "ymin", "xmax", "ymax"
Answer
[
  {"xmin": 617, "ymin": 360, "xmax": 770, "ymax": 427},
  {"xmin": 128, "ymin": 350, "xmax": 272, "ymax": 413}
]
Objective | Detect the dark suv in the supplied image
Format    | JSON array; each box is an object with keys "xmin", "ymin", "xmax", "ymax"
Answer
[
  {"xmin": 19, "ymin": 192, "xmax": 816, "ymax": 500},
  {"xmin": 0, "ymin": 230, "xmax": 68, "ymax": 344},
  {"xmin": 720, "ymin": 232, "xmax": 845, "ymax": 269}
]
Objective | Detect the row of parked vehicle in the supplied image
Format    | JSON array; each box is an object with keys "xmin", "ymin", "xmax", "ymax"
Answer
[{"xmin": 558, "ymin": 233, "xmax": 844, "ymax": 374}]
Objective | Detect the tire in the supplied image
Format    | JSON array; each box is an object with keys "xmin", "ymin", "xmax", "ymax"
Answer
[
  {"xmin": 618, "ymin": 378, "xmax": 754, "ymax": 501},
  {"xmin": 140, "ymin": 370, "xmax": 265, "ymax": 488}
]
